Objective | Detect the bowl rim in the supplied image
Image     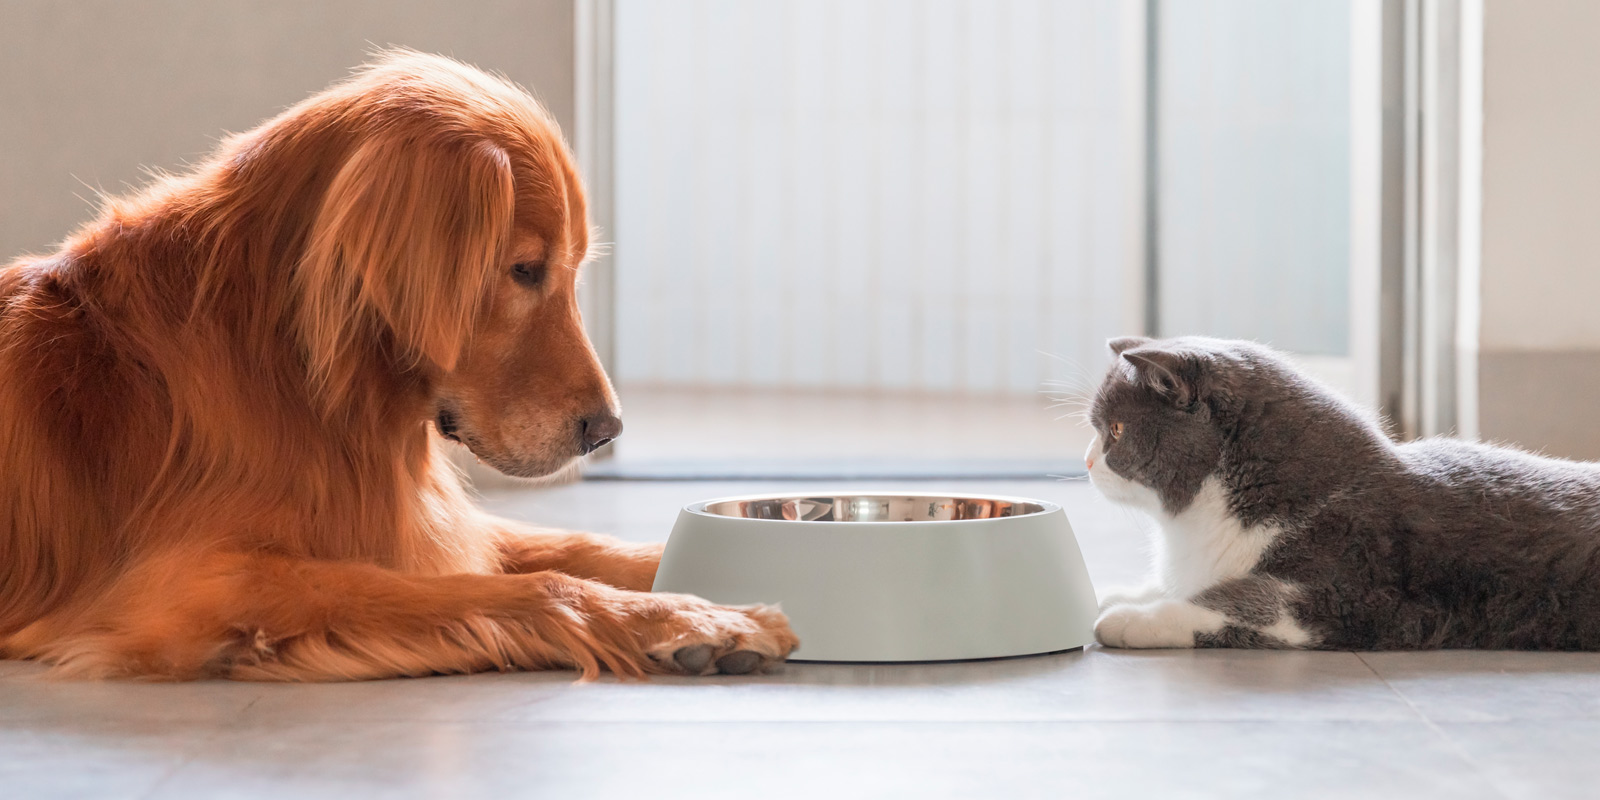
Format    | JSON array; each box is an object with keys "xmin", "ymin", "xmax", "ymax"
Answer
[{"xmin": 682, "ymin": 491, "xmax": 1062, "ymax": 524}]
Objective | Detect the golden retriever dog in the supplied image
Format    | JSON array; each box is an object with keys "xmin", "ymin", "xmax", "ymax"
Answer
[{"xmin": 0, "ymin": 51, "xmax": 797, "ymax": 680}]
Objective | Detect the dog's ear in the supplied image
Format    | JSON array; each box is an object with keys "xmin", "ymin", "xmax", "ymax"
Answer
[{"xmin": 297, "ymin": 136, "xmax": 514, "ymax": 408}]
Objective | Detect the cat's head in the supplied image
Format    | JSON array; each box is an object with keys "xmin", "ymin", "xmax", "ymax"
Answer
[{"xmin": 1085, "ymin": 336, "xmax": 1330, "ymax": 516}]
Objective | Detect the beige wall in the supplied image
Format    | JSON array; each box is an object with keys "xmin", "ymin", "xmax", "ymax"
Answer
[
  {"xmin": 1478, "ymin": 0, "xmax": 1600, "ymax": 456},
  {"xmin": 0, "ymin": 0, "xmax": 576, "ymax": 261}
]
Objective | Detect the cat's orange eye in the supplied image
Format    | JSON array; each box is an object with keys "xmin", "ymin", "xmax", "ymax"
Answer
[{"xmin": 1109, "ymin": 422, "xmax": 1125, "ymax": 442}]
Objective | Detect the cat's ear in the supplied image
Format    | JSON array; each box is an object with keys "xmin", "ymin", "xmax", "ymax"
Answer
[
  {"xmin": 1122, "ymin": 346, "xmax": 1200, "ymax": 408},
  {"xmin": 1107, "ymin": 336, "xmax": 1153, "ymax": 358}
]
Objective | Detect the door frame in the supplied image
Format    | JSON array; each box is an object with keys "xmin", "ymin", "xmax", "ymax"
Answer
[
  {"xmin": 574, "ymin": 0, "xmax": 617, "ymax": 376},
  {"xmin": 1352, "ymin": 0, "xmax": 1483, "ymax": 439}
]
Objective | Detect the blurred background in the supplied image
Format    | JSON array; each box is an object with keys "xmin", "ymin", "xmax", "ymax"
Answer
[
  {"xmin": 2, "ymin": 0, "xmax": 1593, "ymax": 478},
  {"xmin": 608, "ymin": 0, "xmax": 1349, "ymax": 477}
]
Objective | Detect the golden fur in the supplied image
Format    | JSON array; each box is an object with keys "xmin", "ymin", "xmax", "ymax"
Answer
[{"xmin": 0, "ymin": 51, "xmax": 796, "ymax": 680}]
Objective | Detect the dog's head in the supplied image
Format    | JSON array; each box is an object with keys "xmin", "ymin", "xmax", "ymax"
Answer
[{"xmin": 289, "ymin": 51, "xmax": 618, "ymax": 478}]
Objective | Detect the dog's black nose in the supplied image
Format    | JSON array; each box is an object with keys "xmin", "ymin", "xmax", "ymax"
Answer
[{"xmin": 579, "ymin": 411, "xmax": 622, "ymax": 454}]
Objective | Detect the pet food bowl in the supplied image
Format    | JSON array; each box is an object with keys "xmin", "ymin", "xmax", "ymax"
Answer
[{"xmin": 652, "ymin": 493, "xmax": 1099, "ymax": 662}]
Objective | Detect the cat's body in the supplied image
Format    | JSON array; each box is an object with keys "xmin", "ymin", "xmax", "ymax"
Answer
[{"xmin": 1088, "ymin": 336, "xmax": 1600, "ymax": 651}]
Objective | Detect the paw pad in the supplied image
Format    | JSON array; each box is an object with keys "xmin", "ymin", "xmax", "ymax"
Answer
[
  {"xmin": 672, "ymin": 644, "xmax": 714, "ymax": 673},
  {"xmin": 714, "ymin": 650, "xmax": 761, "ymax": 675}
]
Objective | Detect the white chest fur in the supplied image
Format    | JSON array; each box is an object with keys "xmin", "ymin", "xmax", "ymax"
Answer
[
  {"xmin": 1152, "ymin": 478, "xmax": 1280, "ymax": 599},
  {"xmin": 1088, "ymin": 436, "xmax": 1308, "ymax": 648}
]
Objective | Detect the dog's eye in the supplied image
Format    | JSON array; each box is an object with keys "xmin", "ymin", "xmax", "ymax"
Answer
[
  {"xmin": 511, "ymin": 260, "xmax": 548, "ymax": 288},
  {"xmin": 1108, "ymin": 422, "xmax": 1125, "ymax": 442}
]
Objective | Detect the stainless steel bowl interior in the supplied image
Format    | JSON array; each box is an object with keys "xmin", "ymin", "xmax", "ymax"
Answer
[{"xmin": 698, "ymin": 495, "xmax": 1050, "ymax": 523}]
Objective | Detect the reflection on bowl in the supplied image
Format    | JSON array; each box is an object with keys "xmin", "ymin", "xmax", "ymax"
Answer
[{"xmin": 701, "ymin": 495, "xmax": 1049, "ymax": 523}]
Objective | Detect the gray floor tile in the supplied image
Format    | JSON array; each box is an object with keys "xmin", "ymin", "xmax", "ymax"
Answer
[
  {"xmin": 144, "ymin": 720, "xmax": 1497, "ymax": 800},
  {"xmin": 240, "ymin": 670, "xmax": 571, "ymax": 723},
  {"xmin": 0, "ymin": 721, "xmax": 212, "ymax": 800},
  {"xmin": 0, "ymin": 662, "xmax": 263, "ymax": 725},
  {"xmin": 492, "ymin": 649, "xmax": 1417, "ymax": 723},
  {"xmin": 229, "ymin": 649, "xmax": 1415, "ymax": 726},
  {"xmin": 1437, "ymin": 721, "xmax": 1600, "ymax": 800},
  {"xmin": 1360, "ymin": 651, "xmax": 1600, "ymax": 722}
]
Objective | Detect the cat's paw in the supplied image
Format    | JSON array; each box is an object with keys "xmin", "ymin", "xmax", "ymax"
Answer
[
  {"xmin": 1094, "ymin": 601, "xmax": 1224, "ymax": 649},
  {"xmin": 1097, "ymin": 584, "xmax": 1163, "ymax": 612}
]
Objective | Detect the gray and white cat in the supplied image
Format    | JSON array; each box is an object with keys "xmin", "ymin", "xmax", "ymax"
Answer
[{"xmin": 1087, "ymin": 335, "xmax": 1600, "ymax": 650}]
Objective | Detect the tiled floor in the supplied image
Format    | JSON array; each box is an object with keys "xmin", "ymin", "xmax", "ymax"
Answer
[{"xmin": 5, "ymin": 479, "xmax": 1599, "ymax": 799}]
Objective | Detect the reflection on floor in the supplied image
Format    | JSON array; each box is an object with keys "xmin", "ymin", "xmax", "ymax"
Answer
[{"xmin": 4, "ymin": 479, "xmax": 1596, "ymax": 799}]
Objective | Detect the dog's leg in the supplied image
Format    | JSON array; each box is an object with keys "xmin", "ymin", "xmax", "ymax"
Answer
[
  {"xmin": 14, "ymin": 551, "xmax": 795, "ymax": 681},
  {"xmin": 491, "ymin": 521, "xmax": 663, "ymax": 592}
]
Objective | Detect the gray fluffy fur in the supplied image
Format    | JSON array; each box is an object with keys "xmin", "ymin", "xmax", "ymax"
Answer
[{"xmin": 1090, "ymin": 335, "xmax": 1600, "ymax": 650}]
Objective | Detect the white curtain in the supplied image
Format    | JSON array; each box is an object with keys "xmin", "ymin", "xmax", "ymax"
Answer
[{"xmin": 613, "ymin": 0, "xmax": 1142, "ymax": 394}]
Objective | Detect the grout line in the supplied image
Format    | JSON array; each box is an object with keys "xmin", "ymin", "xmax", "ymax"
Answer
[
  {"xmin": 237, "ymin": 694, "xmax": 264, "ymax": 716},
  {"xmin": 1353, "ymin": 652, "xmax": 1512, "ymax": 800},
  {"xmin": 133, "ymin": 691, "xmax": 269, "ymax": 800},
  {"xmin": 136, "ymin": 759, "xmax": 196, "ymax": 800},
  {"xmin": 133, "ymin": 739, "xmax": 209, "ymax": 800}
]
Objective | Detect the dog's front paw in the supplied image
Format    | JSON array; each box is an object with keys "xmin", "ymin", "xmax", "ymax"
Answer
[
  {"xmin": 1095, "ymin": 601, "xmax": 1217, "ymax": 649},
  {"xmin": 626, "ymin": 594, "xmax": 799, "ymax": 676}
]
